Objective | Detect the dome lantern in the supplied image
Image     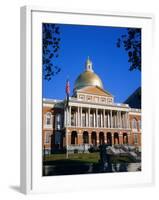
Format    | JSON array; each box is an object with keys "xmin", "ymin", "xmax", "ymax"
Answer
[{"xmin": 85, "ymin": 56, "xmax": 93, "ymax": 72}]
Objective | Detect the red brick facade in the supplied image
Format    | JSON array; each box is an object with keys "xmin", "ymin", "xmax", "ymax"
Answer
[{"xmin": 42, "ymin": 103, "xmax": 141, "ymax": 153}]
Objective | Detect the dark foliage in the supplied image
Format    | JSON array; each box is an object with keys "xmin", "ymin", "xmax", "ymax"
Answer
[
  {"xmin": 117, "ymin": 28, "xmax": 141, "ymax": 71},
  {"xmin": 43, "ymin": 24, "xmax": 61, "ymax": 80},
  {"xmin": 88, "ymin": 146, "xmax": 100, "ymax": 153}
]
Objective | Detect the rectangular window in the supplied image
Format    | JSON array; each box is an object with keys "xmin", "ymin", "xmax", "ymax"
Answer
[
  {"xmin": 134, "ymin": 134, "xmax": 138, "ymax": 144},
  {"xmin": 87, "ymin": 96, "xmax": 92, "ymax": 101},
  {"xmin": 45, "ymin": 131, "xmax": 51, "ymax": 144},
  {"xmin": 107, "ymin": 98, "xmax": 112, "ymax": 104},
  {"xmin": 46, "ymin": 117, "xmax": 51, "ymax": 125},
  {"xmin": 79, "ymin": 95, "xmax": 84, "ymax": 100},
  {"xmin": 101, "ymin": 98, "xmax": 106, "ymax": 103},
  {"xmin": 132, "ymin": 119, "xmax": 138, "ymax": 131}
]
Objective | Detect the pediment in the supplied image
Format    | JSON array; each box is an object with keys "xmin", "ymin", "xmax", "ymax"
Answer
[{"xmin": 76, "ymin": 86, "xmax": 113, "ymax": 97}]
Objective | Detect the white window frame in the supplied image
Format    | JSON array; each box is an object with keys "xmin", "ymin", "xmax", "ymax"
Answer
[
  {"xmin": 134, "ymin": 133, "xmax": 138, "ymax": 145},
  {"xmin": 44, "ymin": 112, "xmax": 53, "ymax": 129},
  {"xmin": 44, "ymin": 131, "xmax": 51, "ymax": 144},
  {"xmin": 132, "ymin": 118, "xmax": 138, "ymax": 132}
]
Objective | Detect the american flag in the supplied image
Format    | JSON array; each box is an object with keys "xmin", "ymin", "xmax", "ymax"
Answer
[{"xmin": 65, "ymin": 79, "xmax": 70, "ymax": 95}]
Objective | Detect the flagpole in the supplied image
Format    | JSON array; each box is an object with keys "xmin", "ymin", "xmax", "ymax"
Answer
[
  {"xmin": 66, "ymin": 105, "xmax": 68, "ymax": 159},
  {"xmin": 65, "ymin": 78, "xmax": 70, "ymax": 159}
]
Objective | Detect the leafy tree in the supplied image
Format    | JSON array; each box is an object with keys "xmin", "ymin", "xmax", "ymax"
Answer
[
  {"xmin": 117, "ymin": 28, "xmax": 141, "ymax": 71},
  {"xmin": 43, "ymin": 23, "xmax": 61, "ymax": 80}
]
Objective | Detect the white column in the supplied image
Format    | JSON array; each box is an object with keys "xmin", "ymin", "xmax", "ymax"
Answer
[
  {"xmin": 127, "ymin": 112, "xmax": 129, "ymax": 128},
  {"xmin": 88, "ymin": 108, "xmax": 90, "ymax": 127},
  {"xmin": 110, "ymin": 110, "xmax": 113, "ymax": 128},
  {"xmin": 73, "ymin": 110, "xmax": 75, "ymax": 126},
  {"xmin": 108, "ymin": 112, "xmax": 110, "ymax": 128},
  {"xmin": 114, "ymin": 113, "xmax": 116, "ymax": 128},
  {"xmin": 120, "ymin": 111, "xmax": 122, "ymax": 128},
  {"xmin": 103, "ymin": 109, "xmax": 105, "ymax": 128},
  {"xmin": 123, "ymin": 112, "xmax": 126, "ymax": 128},
  {"xmin": 75, "ymin": 109, "xmax": 77, "ymax": 127},
  {"xmin": 66, "ymin": 108, "xmax": 68, "ymax": 127},
  {"xmin": 64, "ymin": 109, "xmax": 66, "ymax": 126},
  {"xmin": 127, "ymin": 112, "xmax": 130, "ymax": 128},
  {"xmin": 77, "ymin": 107, "xmax": 79, "ymax": 127},
  {"xmin": 93, "ymin": 111, "xmax": 95, "ymax": 127},
  {"xmin": 80, "ymin": 107, "xmax": 82, "ymax": 127},
  {"xmin": 124, "ymin": 113, "xmax": 126, "ymax": 128},
  {"xmin": 121, "ymin": 111, "xmax": 123, "ymax": 128},
  {"xmin": 100, "ymin": 112, "xmax": 103, "ymax": 127},
  {"xmin": 125, "ymin": 112, "xmax": 127, "ymax": 128},
  {"xmin": 69, "ymin": 106, "xmax": 71, "ymax": 126},
  {"xmin": 121, "ymin": 113, "xmax": 123, "ymax": 128},
  {"xmin": 86, "ymin": 110, "xmax": 88, "ymax": 127},
  {"xmin": 118, "ymin": 111, "xmax": 120, "ymax": 128},
  {"xmin": 116, "ymin": 111, "xmax": 119, "ymax": 128},
  {"xmin": 116, "ymin": 113, "xmax": 118, "ymax": 128},
  {"xmin": 105, "ymin": 111, "xmax": 107, "ymax": 128},
  {"xmin": 96, "ymin": 109, "xmax": 98, "ymax": 128},
  {"xmin": 85, "ymin": 110, "xmax": 87, "ymax": 127}
]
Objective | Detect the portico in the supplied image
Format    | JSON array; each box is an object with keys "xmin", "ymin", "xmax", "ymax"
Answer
[{"xmin": 65, "ymin": 103, "xmax": 130, "ymax": 130}]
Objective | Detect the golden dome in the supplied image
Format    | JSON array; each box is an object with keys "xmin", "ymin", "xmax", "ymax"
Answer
[{"xmin": 74, "ymin": 57, "xmax": 103, "ymax": 90}]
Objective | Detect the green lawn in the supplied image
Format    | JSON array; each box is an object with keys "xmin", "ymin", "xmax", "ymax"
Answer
[
  {"xmin": 43, "ymin": 152, "xmax": 134, "ymax": 165},
  {"xmin": 44, "ymin": 152, "xmax": 100, "ymax": 164}
]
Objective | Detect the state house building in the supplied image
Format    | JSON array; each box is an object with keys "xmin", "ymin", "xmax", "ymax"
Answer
[{"xmin": 42, "ymin": 58, "xmax": 141, "ymax": 154}]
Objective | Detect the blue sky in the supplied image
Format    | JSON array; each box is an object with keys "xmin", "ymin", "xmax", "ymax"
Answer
[{"xmin": 42, "ymin": 24, "xmax": 141, "ymax": 103}]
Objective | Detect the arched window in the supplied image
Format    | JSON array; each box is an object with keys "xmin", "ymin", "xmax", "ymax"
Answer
[
  {"xmin": 138, "ymin": 120, "xmax": 141, "ymax": 130},
  {"xmin": 114, "ymin": 132, "xmax": 119, "ymax": 145},
  {"xmin": 99, "ymin": 132, "xmax": 104, "ymax": 145},
  {"xmin": 132, "ymin": 118, "xmax": 137, "ymax": 129},
  {"xmin": 71, "ymin": 131, "xmax": 78, "ymax": 145},
  {"xmin": 45, "ymin": 112, "xmax": 52, "ymax": 126},
  {"xmin": 83, "ymin": 131, "xmax": 89, "ymax": 144}
]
